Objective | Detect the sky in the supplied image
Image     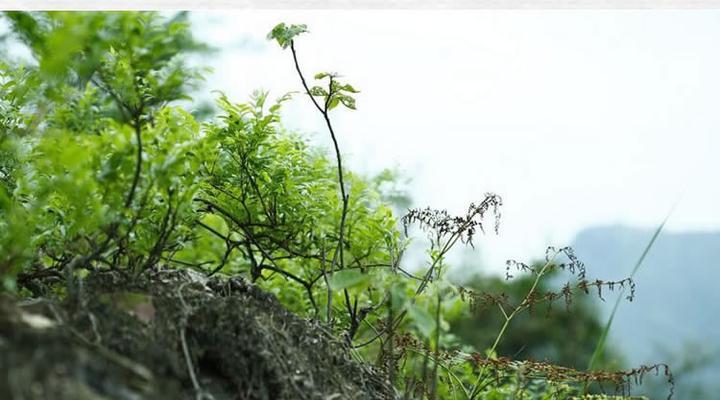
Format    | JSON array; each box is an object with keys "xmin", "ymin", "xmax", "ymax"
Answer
[{"xmin": 190, "ymin": 11, "xmax": 720, "ymax": 273}]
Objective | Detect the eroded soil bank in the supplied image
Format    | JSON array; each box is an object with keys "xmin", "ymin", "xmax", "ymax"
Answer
[{"xmin": 0, "ymin": 269, "xmax": 394, "ymax": 399}]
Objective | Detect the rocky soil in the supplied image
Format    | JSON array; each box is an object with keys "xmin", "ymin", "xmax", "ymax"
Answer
[{"xmin": 0, "ymin": 269, "xmax": 394, "ymax": 400}]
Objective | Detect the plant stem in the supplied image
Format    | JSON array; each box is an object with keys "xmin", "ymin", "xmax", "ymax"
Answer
[
  {"xmin": 289, "ymin": 40, "xmax": 349, "ymax": 272},
  {"xmin": 469, "ymin": 253, "xmax": 557, "ymax": 399},
  {"xmin": 125, "ymin": 116, "xmax": 143, "ymax": 209}
]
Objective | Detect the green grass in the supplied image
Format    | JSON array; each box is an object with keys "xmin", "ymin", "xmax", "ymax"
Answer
[{"xmin": 587, "ymin": 204, "xmax": 677, "ymax": 370}]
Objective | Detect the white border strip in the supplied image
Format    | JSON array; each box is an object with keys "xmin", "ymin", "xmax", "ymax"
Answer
[{"xmin": 1, "ymin": 0, "xmax": 720, "ymax": 10}]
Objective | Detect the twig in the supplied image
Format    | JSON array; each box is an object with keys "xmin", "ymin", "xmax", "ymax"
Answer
[
  {"xmin": 289, "ymin": 40, "xmax": 349, "ymax": 273},
  {"xmin": 125, "ymin": 109, "xmax": 144, "ymax": 209},
  {"xmin": 176, "ymin": 282, "xmax": 214, "ymax": 400}
]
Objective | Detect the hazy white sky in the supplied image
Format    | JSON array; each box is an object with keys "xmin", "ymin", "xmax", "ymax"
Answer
[{"xmin": 190, "ymin": 10, "xmax": 720, "ymax": 272}]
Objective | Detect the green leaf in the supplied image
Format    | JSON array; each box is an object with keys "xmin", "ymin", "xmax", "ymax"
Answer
[
  {"xmin": 314, "ymin": 72, "xmax": 338, "ymax": 80},
  {"xmin": 408, "ymin": 303, "xmax": 435, "ymax": 338},
  {"xmin": 309, "ymin": 86, "xmax": 328, "ymax": 97},
  {"xmin": 341, "ymin": 83, "xmax": 360, "ymax": 93},
  {"xmin": 200, "ymin": 213, "xmax": 229, "ymax": 236},
  {"xmin": 327, "ymin": 97, "xmax": 340, "ymax": 110},
  {"xmin": 267, "ymin": 23, "xmax": 308, "ymax": 49},
  {"xmin": 328, "ymin": 269, "xmax": 370, "ymax": 290},
  {"xmin": 338, "ymin": 95, "xmax": 356, "ymax": 110}
]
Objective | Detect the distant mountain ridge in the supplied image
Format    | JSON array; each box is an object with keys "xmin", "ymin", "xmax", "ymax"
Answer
[{"xmin": 571, "ymin": 225, "xmax": 720, "ymax": 397}]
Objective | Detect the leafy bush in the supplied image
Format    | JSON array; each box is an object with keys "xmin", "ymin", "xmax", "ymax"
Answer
[{"xmin": 0, "ymin": 12, "xmax": 674, "ymax": 399}]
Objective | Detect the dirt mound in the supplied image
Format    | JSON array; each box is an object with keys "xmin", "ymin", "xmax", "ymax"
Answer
[{"xmin": 0, "ymin": 269, "xmax": 394, "ymax": 400}]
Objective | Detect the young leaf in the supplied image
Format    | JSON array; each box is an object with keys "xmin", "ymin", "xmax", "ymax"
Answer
[
  {"xmin": 267, "ymin": 23, "xmax": 308, "ymax": 49},
  {"xmin": 309, "ymin": 86, "xmax": 328, "ymax": 97},
  {"xmin": 338, "ymin": 95, "xmax": 356, "ymax": 110},
  {"xmin": 327, "ymin": 97, "xmax": 340, "ymax": 110},
  {"xmin": 328, "ymin": 269, "xmax": 370, "ymax": 290},
  {"xmin": 341, "ymin": 83, "xmax": 360, "ymax": 93}
]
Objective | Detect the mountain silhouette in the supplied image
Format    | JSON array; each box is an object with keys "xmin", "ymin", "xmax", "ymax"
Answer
[{"xmin": 572, "ymin": 225, "xmax": 720, "ymax": 398}]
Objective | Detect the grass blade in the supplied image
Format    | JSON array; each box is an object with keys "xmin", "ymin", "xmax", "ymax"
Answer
[{"xmin": 587, "ymin": 204, "xmax": 676, "ymax": 370}]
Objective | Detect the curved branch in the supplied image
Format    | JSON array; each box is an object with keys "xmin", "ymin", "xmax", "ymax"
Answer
[{"xmin": 290, "ymin": 40, "xmax": 349, "ymax": 272}]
